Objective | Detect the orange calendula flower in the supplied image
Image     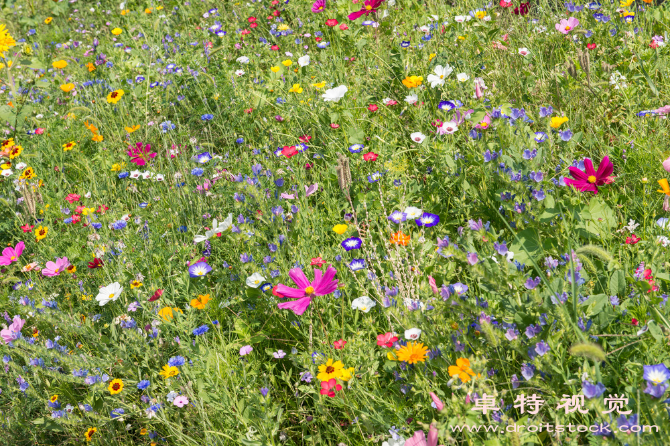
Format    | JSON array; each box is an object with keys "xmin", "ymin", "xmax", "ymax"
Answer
[
  {"xmin": 402, "ymin": 75, "xmax": 423, "ymax": 88},
  {"xmin": 106, "ymin": 90, "xmax": 124, "ymax": 104},
  {"xmin": 60, "ymin": 83, "xmax": 75, "ymax": 93},
  {"xmin": 190, "ymin": 294, "xmax": 211, "ymax": 310},
  {"xmin": 125, "ymin": 125, "xmax": 140, "ymax": 133},
  {"xmin": 52, "ymin": 60, "xmax": 67, "ymax": 69},
  {"xmin": 84, "ymin": 427, "xmax": 97, "ymax": 442},
  {"xmin": 91, "ymin": 134, "xmax": 103, "ymax": 142},
  {"xmin": 448, "ymin": 358, "xmax": 476, "ymax": 383},
  {"xmin": 108, "ymin": 379, "xmax": 124, "ymax": 394},
  {"xmin": 111, "ymin": 28, "xmax": 122, "ymax": 35},
  {"xmin": 658, "ymin": 179, "xmax": 670, "ymax": 196},
  {"xmin": 390, "ymin": 231, "xmax": 410, "ymax": 246},
  {"xmin": 83, "ymin": 120, "xmax": 99, "ymax": 134},
  {"xmin": 396, "ymin": 342, "xmax": 429, "ymax": 364},
  {"xmin": 86, "ymin": 62, "xmax": 96, "ymax": 72},
  {"xmin": 158, "ymin": 307, "xmax": 182, "ymax": 321}
]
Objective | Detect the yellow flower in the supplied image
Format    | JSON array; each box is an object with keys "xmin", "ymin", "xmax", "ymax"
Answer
[
  {"xmin": 121, "ymin": 9, "xmax": 130, "ymax": 15},
  {"xmin": 8, "ymin": 145, "xmax": 22, "ymax": 159},
  {"xmin": 190, "ymin": 294, "xmax": 211, "ymax": 310},
  {"xmin": 20, "ymin": 166, "xmax": 35, "ymax": 180},
  {"xmin": 311, "ymin": 81, "xmax": 326, "ymax": 89},
  {"xmin": 428, "ymin": 53, "xmax": 436, "ymax": 61},
  {"xmin": 111, "ymin": 28, "xmax": 122, "ymax": 35},
  {"xmin": 339, "ymin": 367, "xmax": 355, "ymax": 381},
  {"xmin": 35, "ymin": 225, "xmax": 48, "ymax": 241},
  {"xmin": 448, "ymin": 357, "xmax": 476, "ymax": 383},
  {"xmin": 1, "ymin": 138, "xmax": 14, "ymax": 149},
  {"xmin": 84, "ymin": 427, "xmax": 97, "ymax": 442},
  {"xmin": 550, "ymin": 116, "xmax": 569, "ymax": 129},
  {"xmin": 396, "ymin": 341, "xmax": 429, "ymax": 365},
  {"xmin": 288, "ymin": 83, "xmax": 303, "ymax": 93},
  {"xmin": 91, "ymin": 134, "xmax": 104, "ymax": 142},
  {"xmin": 52, "ymin": 60, "xmax": 67, "ymax": 69},
  {"xmin": 108, "ymin": 379, "xmax": 124, "ymax": 395},
  {"xmin": 475, "ymin": 10, "xmax": 487, "ymax": 19},
  {"xmin": 111, "ymin": 162, "xmax": 126, "ymax": 172},
  {"xmin": 457, "ymin": 35, "xmax": 467, "ymax": 40},
  {"xmin": 332, "ymin": 224, "xmax": 348, "ymax": 235},
  {"xmin": 402, "ymin": 75, "xmax": 423, "ymax": 88},
  {"xmin": 0, "ymin": 24, "xmax": 17, "ymax": 54},
  {"xmin": 158, "ymin": 307, "xmax": 182, "ymax": 321},
  {"xmin": 125, "ymin": 124, "xmax": 140, "ymax": 133},
  {"xmin": 60, "ymin": 83, "xmax": 75, "ymax": 93},
  {"xmin": 317, "ymin": 358, "xmax": 344, "ymax": 381},
  {"xmin": 0, "ymin": 60, "xmax": 12, "ymax": 69},
  {"xmin": 281, "ymin": 59, "xmax": 293, "ymax": 67},
  {"xmin": 130, "ymin": 280, "xmax": 142, "ymax": 289},
  {"xmin": 145, "ymin": 8, "xmax": 153, "ymax": 13},
  {"xmin": 66, "ymin": 264, "xmax": 76, "ymax": 273},
  {"xmin": 620, "ymin": 0, "xmax": 634, "ymax": 6},
  {"xmin": 159, "ymin": 365, "xmax": 180, "ymax": 379},
  {"xmin": 44, "ymin": 17, "xmax": 53, "ymax": 24},
  {"xmin": 270, "ymin": 66, "xmax": 280, "ymax": 72},
  {"xmin": 62, "ymin": 141, "xmax": 76, "ymax": 151},
  {"xmin": 107, "ymin": 90, "xmax": 124, "ymax": 104},
  {"xmin": 387, "ymin": 351, "xmax": 398, "ymax": 361},
  {"xmin": 50, "ymin": 395, "xmax": 59, "ymax": 403},
  {"xmin": 140, "ymin": 428, "xmax": 147, "ymax": 435},
  {"xmin": 277, "ymin": 24, "xmax": 290, "ymax": 31}
]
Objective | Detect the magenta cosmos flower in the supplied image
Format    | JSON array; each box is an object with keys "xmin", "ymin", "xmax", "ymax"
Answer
[
  {"xmin": 127, "ymin": 142, "xmax": 157, "ymax": 166},
  {"xmin": 348, "ymin": 0, "xmax": 385, "ymax": 21},
  {"xmin": 276, "ymin": 266, "xmax": 338, "ymax": 315},
  {"xmin": 312, "ymin": 0, "xmax": 326, "ymax": 13},
  {"xmin": 565, "ymin": 156, "xmax": 614, "ymax": 194},
  {"xmin": 0, "ymin": 241, "xmax": 24, "ymax": 266},
  {"xmin": 42, "ymin": 257, "xmax": 70, "ymax": 277},
  {"xmin": 555, "ymin": 17, "xmax": 579, "ymax": 34}
]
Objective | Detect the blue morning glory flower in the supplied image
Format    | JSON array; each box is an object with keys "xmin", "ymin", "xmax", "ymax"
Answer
[{"xmin": 341, "ymin": 237, "xmax": 363, "ymax": 251}]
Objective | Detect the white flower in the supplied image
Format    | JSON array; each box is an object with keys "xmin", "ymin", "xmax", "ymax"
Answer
[
  {"xmin": 141, "ymin": 171, "xmax": 152, "ymax": 179},
  {"xmin": 419, "ymin": 25, "xmax": 430, "ymax": 33},
  {"xmin": 454, "ymin": 15, "xmax": 471, "ymax": 23},
  {"xmin": 657, "ymin": 218, "xmax": 669, "ymax": 230},
  {"xmin": 351, "ymin": 296, "xmax": 376, "ymax": 313},
  {"xmin": 16, "ymin": 162, "xmax": 27, "ymax": 170},
  {"xmin": 246, "ymin": 272, "xmax": 266, "ymax": 288},
  {"xmin": 382, "ymin": 97, "xmax": 395, "ymax": 105},
  {"xmin": 405, "ymin": 328, "xmax": 421, "ymax": 340},
  {"xmin": 322, "ymin": 85, "xmax": 348, "ymax": 102},
  {"xmin": 194, "ymin": 214, "xmax": 233, "ymax": 243},
  {"xmin": 1, "ymin": 169, "xmax": 12, "ymax": 177},
  {"xmin": 457, "ymin": 73, "xmax": 470, "ymax": 82},
  {"xmin": 405, "ymin": 94, "xmax": 418, "ymax": 104},
  {"xmin": 426, "ymin": 64, "xmax": 453, "ymax": 88},
  {"xmin": 403, "ymin": 206, "xmax": 423, "ymax": 219},
  {"xmin": 96, "ymin": 282, "xmax": 123, "ymax": 306},
  {"xmin": 518, "ymin": 48, "xmax": 530, "ymax": 56},
  {"xmin": 236, "ymin": 56, "xmax": 250, "ymax": 64},
  {"xmin": 657, "ymin": 236, "xmax": 670, "ymax": 248},
  {"xmin": 383, "ymin": 438, "xmax": 405, "ymax": 446},
  {"xmin": 130, "ymin": 170, "xmax": 142, "ymax": 179},
  {"xmin": 155, "ymin": 174, "xmax": 165, "ymax": 181},
  {"xmin": 410, "ymin": 132, "xmax": 426, "ymax": 143},
  {"xmin": 235, "ymin": 70, "xmax": 245, "ymax": 76},
  {"xmin": 298, "ymin": 55, "xmax": 310, "ymax": 67},
  {"xmin": 438, "ymin": 121, "xmax": 458, "ymax": 135}
]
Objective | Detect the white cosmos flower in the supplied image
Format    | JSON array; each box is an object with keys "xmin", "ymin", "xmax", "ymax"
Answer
[
  {"xmin": 322, "ymin": 85, "xmax": 348, "ymax": 102},
  {"xmin": 410, "ymin": 132, "xmax": 426, "ymax": 143},
  {"xmin": 246, "ymin": 272, "xmax": 266, "ymax": 288},
  {"xmin": 405, "ymin": 93, "xmax": 418, "ymax": 104},
  {"xmin": 405, "ymin": 328, "xmax": 422, "ymax": 340},
  {"xmin": 437, "ymin": 121, "xmax": 458, "ymax": 135},
  {"xmin": 403, "ymin": 206, "xmax": 423, "ymax": 219},
  {"xmin": 518, "ymin": 48, "xmax": 530, "ymax": 56},
  {"xmin": 96, "ymin": 282, "xmax": 123, "ymax": 306},
  {"xmin": 426, "ymin": 64, "xmax": 453, "ymax": 88},
  {"xmin": 235, "ymin": 70, "xmax": 245, "ymax": 76},
  {"xmin": 193, "ymin": 214, "xmax": 233, "ymax": 243},
  {"xmin": 298, "ymin": 55, "xmax": 310, "ymax": 67},
  {"xmin": 457, "ymin": 73, "xmax": 470, "ymax": 82},
  {"xmin": 236, "ymin": 56, "xmax": 250, "ymax": 64},
  {"xmin": 351, "ymin": 296, "xmax": 376, "ymax": 313}
]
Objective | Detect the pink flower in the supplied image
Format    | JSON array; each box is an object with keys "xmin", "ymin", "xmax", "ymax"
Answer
[
  {"xmin": 474, "ymin": 114, "xmax": 491, "ymax": 130},
  {"xmin": 310, "ymin": 257, "xmax": 326, "ymax": 267},
  {"xmin": 1, "ymin": 315, "xmax": 26, "ymax": 344},
  {"xmin": 377, "ymin": 332, "xmax": 398, "ymax": 348},
  {"xmin": 347, "ymin": 0, "xmax": 384, "ymax": 21},
  {"xmin": 312, "ymin": 0, "xmax": 326, "ymax": 12},
  {"xmin": 240, "ymin": 345, "xmax": 253, "ymax": 356},
  {"xmin": 333, "ymin": 339, "xmax": 347, "ymax": 349},
  {"xmin": 42, "ymin": 257, "xmax": 70, "ymax": 277},
  {"xmin": 276, "ymin": 266, "xmax": 338, "ymax": 315},
  {"xmin": 428, "ymin": 276, "xmax": 438, "ymax": 294},
  {"xmin": 429, "ymin": 392, "xmax": 444, "ymax": 411},
  {"xmin": 173, "ymin": 395, "xmax": 189, "ymax": 408},
  {"xmin": 565, "ymin": 157, "xmax": 614, "ymax": 195},
  {"xmin": 320, "ymin": 378, "xmax": 342, "ymax": 397},
  {"xmin": 663, "ymin": 156, "xmax": 670, "ymax": 173},
  {"xmin": 405, "ymin": 424, "xmax": 439, "ymax": 446},
  {"xmin": 65, "ymin": 193, "xmax": 81, "ymax": 204},
  {"xmin": 0, "ymin": 241, "xmax": 24, "ymax": 266},
  {"xmin": 555, "ymin": 17, "xmax": 579, "ymax": 34},
  {"xmin": 127, "ymin": 142, "xmax": 157, "ymax": 166},
  {"xmin": 35, "ymin": 128, "xmax": 45, "ymax": 135}
]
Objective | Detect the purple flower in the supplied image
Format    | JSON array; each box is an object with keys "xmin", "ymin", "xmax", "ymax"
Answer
[
  {"xmin": 525, "ymin": 324, "xmax": 542, "ymax": 339},
  {"xmin": 520, "ymin": 363, "xmax": 535, "ymax": 380},
  {"xmin": 505, "ymin": 329, "xmax": 518, "ymax": 341},
  {"xmin": 494, "ymin": 241, "xmax": 508, "ymax": 255},
  {"xmin": 467, "ymin": 252, "xmax": 478, "ymax": 265},
  {"xmin": 188, "ymin": 261, "xmax": 212, "ymax": 278},
  {"xmin": 511, "ymin": 374, "xmax": 520, "ymax": 389},
  {"xmin": 468, "ymin": 219, "xmax": 485, "ymax": 231},
  {"xmin": 260, "ymin": 387, "xmax": 269, "ymax": 397},
  {"xmin": 387, "ymin": 210, "xmax": 407, "ymax": 224},
  {"xmin": 240, "ymin": 345, "xmax": 253, "ymax": 356},
  {"xmin": 643, "ymin": 364, "xmax": 670, "ymax": 385},
  {"xmin": 415, "ymin": 212, "xmax": 440, "ymax": 228},
  {"xmin": 582, "ymin": 381, "xmax": 606, "ymax": 399},
  {"xmin": 643, "ymin": 381, "xmax": 668, "ymax": 398},
  {"xmin": 273, "ymin": 350, "xmax": 286, "ymax": 359},
  {"xmin": 311, "ymin": 0, "xmax": 326, "ymax": 12},
  {"xmin": 617, "ymin": 414, "xmax": 639, "ymax": 434},
  {"xmin": 539, "ymin": 106, "xmax": 553, "ymax": 118},
  {"xmin": 534, "ymin": 341, "xmax": 550, "ymax": 356},
  {"xmin": 300, "ymin": 371, "xmax": 312, "ymax": 382},
  {"xmin": 559, "ymin": 129, "xmax": 573, "ymax": 141},
  {"xmin": 524, "ymin": 277, "xmax": 541, "ymax": 290},
  {"xmin": 341, "ymin": 237, "xmax": 363, "ymax": 251}
]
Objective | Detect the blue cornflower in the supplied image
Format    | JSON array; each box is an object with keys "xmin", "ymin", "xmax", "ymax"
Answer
[
  {"xmin": 193, "ymin": 325, "xmax": 209, "ymax": 336},
  {"xmin": 201, "ymin": 114, "xmax": 214, "ymax": 121},
  {"xmin": 137, "ymin": 380, "xmax": 150, "ymax": 390}
]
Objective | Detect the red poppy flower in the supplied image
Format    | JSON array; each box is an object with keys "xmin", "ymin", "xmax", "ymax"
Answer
[
  {"xmin": 310, "ymin": 257, "xmax": 326, "ymax": 267},
  {"xmin": 272, "ymin": 10, "xmax": 281, "ymax": 17},
  {"xmin": 148, "ymin": 289, "xmax": 163, "ymax": 302},
  {"xmin": 299, "ymin": 135, "xmax": 312, "ymax": 143},
  {"xmin": 625, "ymin": 234, "xmax": 640, "ymax": 245},
  {"xmin": 326, "ymin": 19, "xmax": 339, "ymax": 27},
  {"xmin": 368, "ymin": 104, "xmax": 378, "ymax": 112},
  {"xmin": 315, "ymin": 37, "xmax": 322, "ymax": 42},
  {"xmin": 248, "ymin": 16, "xmax": 257, "ymax": 23},
  {"xmin": 71, "ymin": 215, "xmax": 81, "ymax": 224},
  {"xmin": 281, "ymin": 145, "xmax": 298, "ymax": 158},
  {"xmin": 320, "ymin": 379, "xmax": 342, "ymax": 397},
  {"xmin": 650, "ymin": 41, "xmax": 659, "ymax": 49},
  {"xmin": 65, "ymin": 193, "xmax": 81, "ymax": 204},
  {"xmin": 339, "ymin": 23, "xmax": 349, "ymax": 30},
  {"xmin": 88, "ymin": 258, "xmax": 104, "ymax": 269},
  {"xmin": 363, "ymin": 152, "xmax": 378, "ymax": 161},
  {"xmin": 250, "ymin": 23, "xmax": 258, "ymax": 28},
  {"xmin": 587, "ymin": 43, "xmax": 597, "ymax": 50},
  {"xmin": 631, "ymin": 318, "xmax": 639, "ymax": 326},
  {"xmin": 271, "ymin": 45, "xmax": 279, "ymax": 51},
  {"xmin": 333, "ymin": 339, "xmax": 347, "ymax": 349}
]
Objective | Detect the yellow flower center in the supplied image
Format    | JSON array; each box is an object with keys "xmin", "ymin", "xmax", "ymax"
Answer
[
  {"xmin": 587, "ymin": 175, "xmax": 597, "ymax": 183},
  {"xmin": 109, "ymin": 293, "xmax": 115, "ymax": 299},
  {"xmin": 565, "ymin": 26, "xmax": 571, "ymax": 31},
  {"xmin": 54, "ymin": 268, "xmax": 59, "ymax": 273},
  {"xmin": 366, "ymin": 5, "xmax": 372, "ymax": 9},
  {"xmin": 305, "ymin": 286, "xmax": 315, "ymax": 295}
]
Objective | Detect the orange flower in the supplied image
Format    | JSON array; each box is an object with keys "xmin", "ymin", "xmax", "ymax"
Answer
[
  {"xmin": 390, "ymin": 231, "xmax": 410, "ymax": 246},
  {"xmin": 158, "ymin": 307, "xmax": 182, "ymax": 321},
  {"xmin": 86, "ymin": 62, "xmax": 96, "ymax": 72},
  {"xmin": 83, "ymin": 120, "xmax": 99, "ymax": 134},
  {"xmin": 448, "ymin": 358, "xmax": 476, "ymax": 383},
  {"xmin": 190, "ymin": 294, "xmax": 211, "ymax": 310},
  {"xmin": 60, "ymin": 83, "xmax": 75, "ymax": 93},
  {"xmin": 91, "ymin": 134, "xmax": 103, "ymax": 142},
  {"xmin": 125, "ymin": 125, "xmax": 140, "ymax": 133}
]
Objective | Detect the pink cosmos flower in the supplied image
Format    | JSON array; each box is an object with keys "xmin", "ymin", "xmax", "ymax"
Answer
[
  {"xmin": 347, "ymin": 0, "xmax": 385, "ymax": 21},
  {"xmin": 42, "ymin": 257, "xmax": 70, "ymax": 277},
  {"xmin": 565, "ymin": 157, "xmax": 614, "ymax": 194},
  {"xmin": 312, "ymin": 0, "xmax": 326, "ymax": 13},
  {"xmin": 0, "ymin": 241, "xmax": 24, "ymax": 266},
  {"xmin": 276, "ymin": 266, "xmax": 338, "ymax": 315},
  {"xmin": 1, "ymin": 315, "xmax": 26, "ymax": 344},
  {"xmin": 127, "ymin": 142, "xmax": 157, "ymax": 166},
  {"xmin": 404, "ymin": 424, "xmax": 440, "ymax": 446},
  {"xmin": 663, "ymin": 156, "xmax": 670, "ymax": 173},
  {"xmin": 474, "ymin": 114, "xmax": 491, "ymax": 130},
  {"xmin": 173, "ymin": 395, "xmax": 189, "ymax": 408},
  {"xmin": 555, "ymin": 17, "xmax": 579, "ymax": 34}
]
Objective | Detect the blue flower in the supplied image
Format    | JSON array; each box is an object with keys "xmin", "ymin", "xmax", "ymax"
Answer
[
  {"xmin": 367, "ymin": 172, "xmax": 382, "ymax": 183},
  {"xmin": 415, "ymin": 212, "xmax": 440, "ymax": 228},
  {"xmin": 160, "ymin": 120, "xmax": 176, "ymax": 132},
  {"xmin": 348, "ymin": 259, "xmax": 366, "ymax": 272},
  {"xmin": 118, "ymin": 172, "xmax": 129, "ymax": 179},
  {"xmin": 191, "ymin": 168, "xmax": 204, "ymax": 176},
  {"xmin": 400, "ymin": 41, "xmax": 410, "ymax": 48},
  {"xmin": 582, "ymin": 381, "xmax": 606, "ymax": 399},
  {"xmin": 348, "ymin": 144, "xmax": 364, "ymax": 153},
  {"xmin": 559, "ymin": 129, "xmax": 573, "ymax": 141},
  {"xmin": 137, "ymin": 380, "xmax": 150, "ymax": 390},
  {"xmin": 193, "ymin": 325, "xmax": 209, "ymax": 336},
  {"xmin": 110, "ymin": 408, "xmax": 125, "ymax": 419},
  {"xmin": 341, "ymin": 237, "xmax": 362, "ymax": 251},
  {"xmin": 438, "ymin": 100, "xmax": 456, "ymax": 111},
  {"xmin": 201, "ymin": 114, "xmax": 213, "ymax": 121},
  {"xmin": 168, "ymin": 356, "xmax": 186, "ymax": 367},
  {"xmin": 534, "ymin": 132, "xmax": 548, "ymax": 143},
  {"xmin": 236, "ymin": 138, "xmax": 244, "ymax": 144}
]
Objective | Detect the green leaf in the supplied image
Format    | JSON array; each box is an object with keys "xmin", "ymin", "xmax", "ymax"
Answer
[
  {"xmin": 580, "ymin": 293, "xmax": 608, "ymax": 316},
  {"xmin": 347, "ymin": 127, "xmax": 365, "ymax": 144},
  {"xmin": 355, "ymin": 39, "xmax": 368, "ymax": 50},
  {"xmin": 609, "ymin": 270, "xmax": 626, "ymax": 296},
  {"xmin": 648, "ymin": 320, "xmax": 663, "ymax": 341},
  {"xmin": 510, "ymin": 228, "xmax": 542, "ymax": 264}
]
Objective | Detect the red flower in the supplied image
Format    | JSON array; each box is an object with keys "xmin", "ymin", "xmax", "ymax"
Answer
[
  {"xmin": 272, "ymin": 285, "xmax": 285, "ymax": 298},
  {"xmin": 631, "ymin": 318, "xmax": 639, "ymax": 326},
  {"xmin": 148, "ymin": 289, "xmax": 163, "ymax": 302},
  {"xmin": 315, "ymin": 37, "xmax": 322, "ymax": 42},
  {"xmin": 65, "ymin": 194, "xmax": 81, "ymax": 204},
  {"xmin": 565, "ymin": 156, "xmax": 614, "ymax": 195},
  {"xmin": 88, "ymin": 258, "xmax": 104, "ymax": 269},
  {"xmin": 71, "ymin": 215, "xmax": 81, "ymax": 224},
  {"xmin": 625, "ymin": 234, "xmax": 640, "ymax": 245},
  {"xmin": 368, "ymin": 104, "xmax": 378, "ymax": 112},
  {"xmin": 310, "ymin": 257, "xmax": 326, "ymax": 267},
  {"xmin": 271, "ymin": 45, "xmax": 279, "ymax": 51},
  {"xmin": 320, "ymin": 379, "xmax": 342, "ymax": 397},
  {"xmin": 250, "ymin": 23, "xmax": 258, "ymax": 28},
  {"xmin": 587, "ymin": 43, "xmax": 597, "ymax": 50},
  {"xmin": 339, "ymin": 23, "xmax": 349, "ymax": 30},
  {"xmin": 299, "ymin": 135, "xmax": 312, "ymax": 143},
  {"xmin": 241, "ymin": 29, "xmax": 251, "ymax": 35},
  {"xmin": 97, "ymin": 205, "xmax": 109, "ymax": 214},
  {"xmin": 363, "ymin": 152, "xmax": 378, "ymax": 162},
  {"xmin": 326, "ymin": 19, "xmax": 339, "ymax": 27},
  {"xmin": 330, "ymin": 123, "xmax": 340, "ymax": 129},
  {"xmin": 272, "ymin": 10, "xmax": 281, "ymax": 17},
  {"xmin": 248, "ymin": 16, "xmax": 257, "ymax": 23},
  {"xmin": 513, "ymin": 2, "xmax": 530, "ymax": 15},
  {"xmin": 21, "ymin": 224, "xmax": 34, "ymax": 233},
  {"xmin": 244, "ymin": 108, "xmax": 253, "ymax": 114},
  {"xmin": 384, "ymin": 99, "xmax": 398, "ymax": 106},
  {"xmin": 500, "ymin": 0, "xmax": 513, "ymax": 6},
  {"xmin": 650, "ymin": 41, "xmax": 659, "ymax": 49},
  {"xmin": 333, "ymin": 339, "xmax": 347, "ymax": 349},
  {"xmin": 376, "ymin": 332, "xmax": 398, "ymax": 348},
  {"xmin": 281, "ymin": 145, "xmax": 298, "ymax": 158},
  {"xmin": 74, "ymin": 205, "xmax": 86, "ymax": 214},
  {"xmin": 305, "ymin": 163, "xmax": 313, "ymax": 170}
]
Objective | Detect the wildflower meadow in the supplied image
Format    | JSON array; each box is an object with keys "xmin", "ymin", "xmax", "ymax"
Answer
[{"xmin": 2, "ymin": 0, "xmax": 670, "ymax": 444}]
